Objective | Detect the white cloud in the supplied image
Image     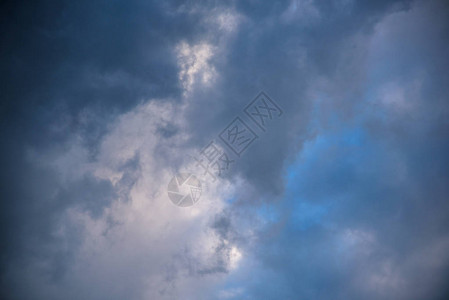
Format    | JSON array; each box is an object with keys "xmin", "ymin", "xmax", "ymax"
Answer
[
  {"xmin": 176, "ymin": 41, "xmax": 217, "ymax": 94},
  {"xmin": 28, "ymin": 97, "xmax": 248, "ymax": 299}
]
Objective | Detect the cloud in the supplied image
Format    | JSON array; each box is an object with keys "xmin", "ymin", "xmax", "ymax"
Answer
[{"xmin": 1, "ymin": 0, "xmax": 449, "ymax": 299}]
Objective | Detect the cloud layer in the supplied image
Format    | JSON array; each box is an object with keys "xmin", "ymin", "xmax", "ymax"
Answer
[{"xmin": 1, "ymin": 0, "xmax": 449, "ymax": 299}]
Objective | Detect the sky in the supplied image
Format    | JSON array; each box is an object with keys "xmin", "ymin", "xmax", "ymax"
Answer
[{"xmin": 1, "ymin": 0, "xmax": 449, "ymax": 299}]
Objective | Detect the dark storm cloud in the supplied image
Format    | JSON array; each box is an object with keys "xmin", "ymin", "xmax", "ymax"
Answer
[{"xmin": 0, "ymin": 0, "xmax": 211, "ymax": 298}]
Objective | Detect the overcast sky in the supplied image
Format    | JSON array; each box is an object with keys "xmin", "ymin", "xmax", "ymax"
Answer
[{"xmin": 1, "ymin": 0, "xmax": 449, "ymax": 299}]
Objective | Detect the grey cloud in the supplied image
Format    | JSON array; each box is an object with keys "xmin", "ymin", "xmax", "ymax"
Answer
[{"xmin": 182, "ymin": 0, "xmax": 414, "ymax": 199}]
